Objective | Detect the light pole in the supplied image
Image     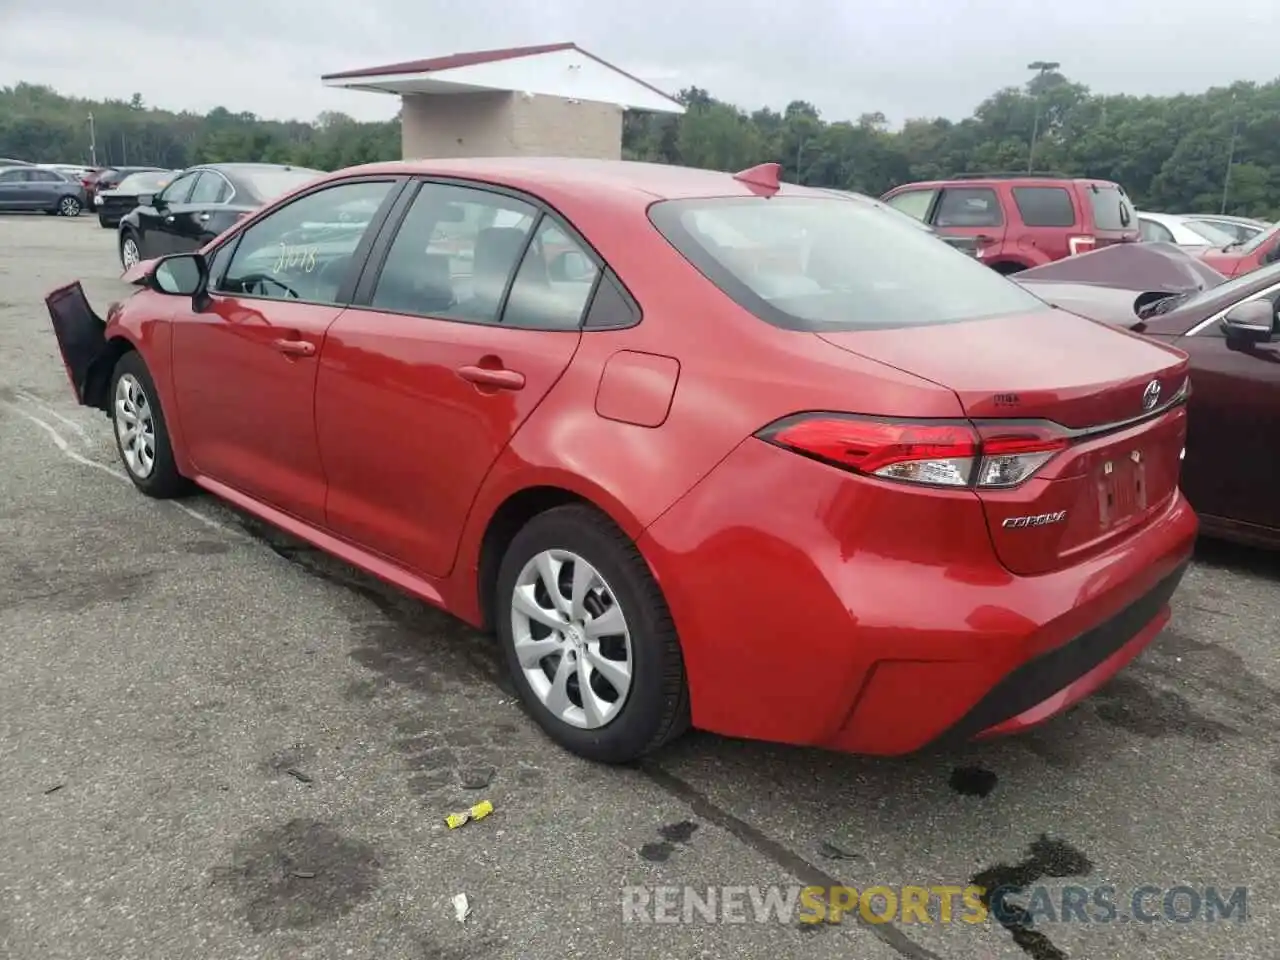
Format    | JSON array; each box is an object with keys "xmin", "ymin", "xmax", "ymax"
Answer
[
  {"xmin": 1026, "ymin": 60, "xmax": 1060, "ymax": 173},
  {"xmin": 1220, "ymin": 92, "xmax": 1238, "ymax": 214},
  {"xmin": 87, "ymin": 112, "xmax": 97, "ymax": 166}
]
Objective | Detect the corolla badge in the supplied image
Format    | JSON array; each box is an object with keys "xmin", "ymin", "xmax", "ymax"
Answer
[
  {"xmin": 1142, "ymin": 379, "xmax": 1161, "ymax": 411},
  {"xmin": 1002, "ymin": 511, "xmax": 1067, "ymax": 529}
]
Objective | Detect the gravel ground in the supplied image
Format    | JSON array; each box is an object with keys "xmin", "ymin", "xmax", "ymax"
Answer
[{"xmin": 0, "ymin": 212, "xmax": 1275, "ymax": 960}]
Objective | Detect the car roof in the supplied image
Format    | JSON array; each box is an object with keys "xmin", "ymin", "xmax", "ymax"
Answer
[
  {"xmin": 888, "ymin": 175, "xmax": 1120, "ymax": 190},
  {"xmin": 1135, "ymin": 211, "xmax": 1186, "ymax": 224},
  {"xmin": 312, "ymin": 157, "xmax": 843, "ymax": 205},
  {"xmin": 198, "ymin": 162, "xmax": 323, "ymax": 173}
]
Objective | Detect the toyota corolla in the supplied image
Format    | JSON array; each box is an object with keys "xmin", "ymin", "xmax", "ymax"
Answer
[{"xmin": 44, "ymin": 158, "xmax": 1197, "ymax": 763}]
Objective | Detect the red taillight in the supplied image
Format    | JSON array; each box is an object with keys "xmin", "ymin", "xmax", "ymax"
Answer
[
  {"xmin": 758, "ymin": 415, "xmax": 1068, "ymax": 489},
  {"xmin": 1068, "ymin": 235, "xmax": 1097, "ymax": 256}
]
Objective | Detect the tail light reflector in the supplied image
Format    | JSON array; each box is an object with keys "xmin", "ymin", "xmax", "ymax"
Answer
[
  {"xmin": 1068, "ymin": 235, "xmax": 1097, "ymax": 256},
  {"xmin": 757, "ymin": 415, "xmax": 1069, "ymax": 489}
]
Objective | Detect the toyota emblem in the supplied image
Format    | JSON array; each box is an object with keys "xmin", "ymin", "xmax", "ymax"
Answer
[{"xmin": 1142, "ymin": 379, "xmax": 1161, "ymax": 411}]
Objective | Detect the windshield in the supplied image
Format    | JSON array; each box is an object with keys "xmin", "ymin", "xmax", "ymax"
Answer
[
  {"xmin": 1238, "ymin": 221, "xmax": 1280, "ymax": 255},
  {"xmin": 1182, "ymin": 220, "xmax": 1236, "ymax": 246},
  {"xmin": 116, "ymin": 171, "xmax": 174, "ymax": 193},
  {"xmin": 241, "ymin": 167, "xmax": 324, "ymax": 202},
  {"xmin": 648, "ymin": 196, "xmax": 1046, "ymax": 331}
]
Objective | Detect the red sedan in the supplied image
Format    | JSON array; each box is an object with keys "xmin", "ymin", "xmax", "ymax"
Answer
[{"xmin": 45, "ymin": 159, "xmax": 1197, "ymax": 763}]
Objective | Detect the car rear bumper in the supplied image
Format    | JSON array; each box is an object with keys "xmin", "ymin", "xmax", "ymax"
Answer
[{"xmin": 638, "ymin": 437, "xmax": 1198, "ymax": 755}]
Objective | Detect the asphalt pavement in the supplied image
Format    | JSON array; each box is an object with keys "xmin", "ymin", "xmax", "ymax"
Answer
[{"xmin": 0, "ymin": 213, "xmax": 1275, "ymax": 960}]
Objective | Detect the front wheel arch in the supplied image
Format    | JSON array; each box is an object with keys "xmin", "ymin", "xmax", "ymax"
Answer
[{"xmin": 84, "ymin": 336, "xmax": 137, "ymax": 412}]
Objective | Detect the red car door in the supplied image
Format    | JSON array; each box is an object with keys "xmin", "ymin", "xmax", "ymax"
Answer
[
  {"xmin": 315, "ymin": 180, "xmax": 596, "ymax": 577},
  {"xmin": 1174, "ymin": 294, "xmax": 1280, "ymax": 533},
  {"xmin": 169, "ymin": 177, "xmax": 400, "ymax": 524}
]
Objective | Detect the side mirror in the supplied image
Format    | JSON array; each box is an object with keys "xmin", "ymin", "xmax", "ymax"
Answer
[
  {"xmin": 1220, "ymin": 300, "xmax": 1274, "ymax": 345},
  {"xmin": 150, "ymin": 253, "xmax": 207, "ymax": 298},
  {"xmin": 548, "ymin": 250, "xmax": 594, "ymax": 282}
]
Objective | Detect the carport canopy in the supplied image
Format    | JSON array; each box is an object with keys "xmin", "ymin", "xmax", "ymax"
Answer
[{"xmin": 320, "ymin": 42, "xmax": 686, "ymax": 115}]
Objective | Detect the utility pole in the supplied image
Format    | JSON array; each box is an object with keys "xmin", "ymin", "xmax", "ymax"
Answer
[
  {"xmin": 1026, "ymin": 60, "xmax": 1060, "ymax": 173},
  {"xmin": 1220, "ymin": 92, "xmax": 1238, "ymax": 214},
  {"xmin": 87, "ymin": 112, "xmax": 97, "ymax": 166}
]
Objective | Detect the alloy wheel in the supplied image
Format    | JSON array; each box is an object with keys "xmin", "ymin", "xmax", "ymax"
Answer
[
  {"xmin": 121, "ymin": 237, "xmax": 140, "ymax": 269},
  {"xmin": 59, "ymin": 196, "xmax": 80, "ymax": 217},
  {"xmin": 510, "ymin": 549, "xmax": 633, "ymax": 729},
  {"xmin": 114, "ymin": 373, "xmax": 156, "ymax": 479}
]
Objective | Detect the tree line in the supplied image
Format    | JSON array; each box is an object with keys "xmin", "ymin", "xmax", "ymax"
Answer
[{"xmin": 2, "ymin": 71, "xmax": 1278, "ymax": 217}]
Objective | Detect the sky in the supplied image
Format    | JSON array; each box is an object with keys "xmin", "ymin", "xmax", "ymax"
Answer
[{"xmin": 1, "ymin": 0, "xmax": 1277, "ymax": 126}]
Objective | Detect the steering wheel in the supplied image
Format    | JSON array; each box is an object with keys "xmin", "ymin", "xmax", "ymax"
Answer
[{"xmin": 238, "ymin": 273, "xmax": 301, "ymax": 300}]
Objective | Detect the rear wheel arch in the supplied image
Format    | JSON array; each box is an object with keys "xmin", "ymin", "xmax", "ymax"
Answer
[{"xmin": 477, "ymin": 486, "xmax": 609, "ymax": 633}]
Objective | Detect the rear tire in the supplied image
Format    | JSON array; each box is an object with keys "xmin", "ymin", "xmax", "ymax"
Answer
[
  {"xmin": 494, "ymin": 504, "xmax": 689, "ymax": 764},
  {"xmin": 109, "ymin": 351, "xmax": 193, "ymax": 499},
  {"xmin": 57, "ymin": 195, "xmax": 82, "ymax": 217}
]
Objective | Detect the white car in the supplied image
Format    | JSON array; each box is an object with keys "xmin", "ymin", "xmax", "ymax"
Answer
[
  {"xmin": 1136, "ymin": 211, "xmax": 1236, "ymax": 248},
  {"xmin": 1179, "ymin": 214, "xmax": 1271, "ymax": 244}
]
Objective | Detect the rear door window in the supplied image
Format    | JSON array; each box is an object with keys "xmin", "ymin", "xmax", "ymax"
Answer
[
  {"xmin": 1139, "ymin": 218, "xmax": 1176, "ymax": 243},
  {"xmin": 1011, "ymin": 187, "xmax": 1076, "ymax": 227},
  {"xmin": 1085, "ymin": 184, "xmax": 1134, "ymax": 231},
  {"xmin": 933, "ymin": 188, "xmax": 1002, "ymax": 227}
]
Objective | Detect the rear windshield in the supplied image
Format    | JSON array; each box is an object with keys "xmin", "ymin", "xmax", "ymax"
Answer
[
  {"xmin": 1085, "ymin": 183, "xmax": 1135, "ymax": 232},
  {"xmin": 116, "ymin": 171, "xmax": 174, "ymax": 193},
  {"xmin": 241, "ymin": 168, "xmax": 324, "ymax": 201},
  {"xmin": 648, "ymin": 196, "xmax": 1046, "ymax": 332}
]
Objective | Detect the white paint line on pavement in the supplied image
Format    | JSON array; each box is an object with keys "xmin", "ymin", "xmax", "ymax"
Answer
[
  {"xmin": 3, "ymin": 400, "xmax": 243, "ymax": 539},
  {"xmin": 15, "ymin": 390, "xmax": 93, "ymax": 447}
]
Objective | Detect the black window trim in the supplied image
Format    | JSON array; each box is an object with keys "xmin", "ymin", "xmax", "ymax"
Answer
[
  {"xmin": 345, "ymin": 174, "xmax": 640, "ymax": 333},
  {"xmin": 934, "ymin": 185, "xmax": 1005, "ymax": 228},
  {"xmin": 204, "ymin": 174, "xmax": 410, "ymax": 310}
]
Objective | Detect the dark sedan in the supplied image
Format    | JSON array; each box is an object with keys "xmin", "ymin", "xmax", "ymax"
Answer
[
  {"xmin": 1015, "ymin": 243, "xmax": 1280, "ymax": 548},
  {"xmin": 95, "ymin": 169, "xmax": 179, "ymax": 228},
  {"xmin": 117, "ymin": 162, "xmax": 324, "ymax": 269},
  {"xmin": 0, "ymin": 165, "xmax": 88, "ymax": 216},
  {"xmin": 87, "ymin": 165, "xmax": 168, "ymax": 206}
]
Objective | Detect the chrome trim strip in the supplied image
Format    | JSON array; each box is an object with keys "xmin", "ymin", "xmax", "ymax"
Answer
[
  {"xmin": 1186, "ymin": 279, "xmax": 1280, "ymax": 337},
  {"xmin": 973, "ymin": 375, "xmax": 1191, "ymax": 441}
]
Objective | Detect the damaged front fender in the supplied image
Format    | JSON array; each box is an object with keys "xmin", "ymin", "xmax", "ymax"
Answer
[{"xmin": 44, "ymin": 281, "xmax": 128, "ymax": 412}]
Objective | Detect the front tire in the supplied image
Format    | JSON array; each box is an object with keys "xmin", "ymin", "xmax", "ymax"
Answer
[
  {"xmin": 57, "ymin": 195, "xmax": 82, "ymax": 217},
  {"xmin": 495, "ymin": 504, "xmax": 689, "ymax": 763},
  {"xmin": 109, "ymin": 351, "xmax": 192, "ymax": 499},
  {"xmin": 119, "ymin": 229, "xmax": 141, "ymax": 270}
]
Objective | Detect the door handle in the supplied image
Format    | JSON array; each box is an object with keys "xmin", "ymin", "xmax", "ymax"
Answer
[
  {"xmin": 273, "ymin": 338, "xmax": 316, "ymax": 357},
  {"xmin": 457, "ymin": 365, "xmax": 525, "ymax": 390}
]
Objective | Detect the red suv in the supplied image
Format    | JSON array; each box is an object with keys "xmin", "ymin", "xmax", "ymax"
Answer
[{"xmin": 880, "ymin": 174, "xmax": 1140, "ymax": 274}]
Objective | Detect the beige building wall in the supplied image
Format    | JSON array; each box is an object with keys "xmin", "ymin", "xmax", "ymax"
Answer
[{"xmin": 401, "ymin": 92, "xmax": 623, "ymax": 160}]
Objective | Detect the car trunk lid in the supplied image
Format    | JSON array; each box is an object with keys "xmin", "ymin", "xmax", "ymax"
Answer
[{"xmin": 817, "ymin": 311, "xmax": 1190, "ymax": 575}]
